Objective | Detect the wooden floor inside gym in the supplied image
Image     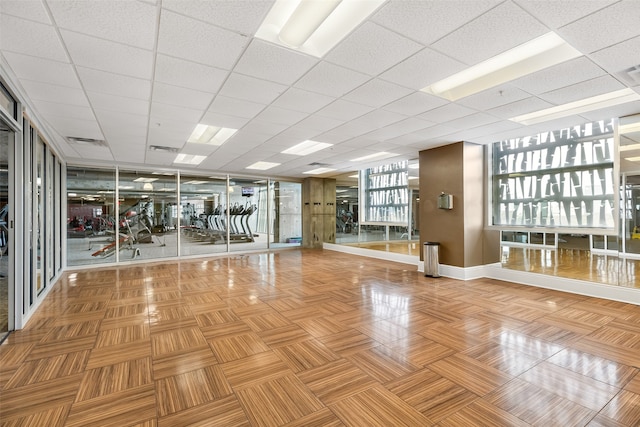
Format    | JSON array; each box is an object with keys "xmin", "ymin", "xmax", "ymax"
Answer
[{"xmin": 1, "ymin": 249, "xmax": 640, "ymax": 426}]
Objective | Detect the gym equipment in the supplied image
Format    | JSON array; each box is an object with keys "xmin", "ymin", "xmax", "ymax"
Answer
[{"xmin": 182, "ymin": 202, "xmax": 257, "ymax": 244}]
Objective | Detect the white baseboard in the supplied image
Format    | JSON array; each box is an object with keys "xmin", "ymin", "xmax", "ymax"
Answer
[{"xmin": 323, "ymin": 243, "xmax": 419, "ymax": 267}]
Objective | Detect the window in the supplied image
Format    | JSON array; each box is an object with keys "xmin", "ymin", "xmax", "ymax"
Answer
[{"xmin": 492, "ymin": 119, "xmax": 615, "ymax": 228}]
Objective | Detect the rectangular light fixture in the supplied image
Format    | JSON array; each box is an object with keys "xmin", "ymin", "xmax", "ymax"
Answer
[
  {"xmin": 624, "ymin": 156, "xmax": 640, "ymax": 162},
  {"xmin": 303, "ymin": 167, "xmax": 336, "ymax": 175},
  {"xmin": 255, "ymin": 0, "xmax": 386, "ymax": 58},
  {"xmin": 510, "ymin": 88, "xmax": 640, "ymax": 126},
  {"xmin": 133, "ymin": 177, "xmax": 158, "ymax": 183},
  {"xmin": 620, "ymin": 122, "xmax": 640, "ymax": 134},
  {"xmin": 174, "ymin": 154, "xmax": 207, "ymax": 165},
  {"xmin": 348, "ymin": 174, "xmax": 359, "ymax": 178},
  {"xmin": 187, "ymin": 124, "xmax": 238, "ymax": 146},
  {"xmin": 422, "ymin": 32, "xmax": 582, "ymax": 101},
  {"xmin": 282, "ymin": 140, "xmax": 333, "ymax": 156},
  {"xmin": 351, "ymin": 152, "xmax": 396, "ymax": 162},
  {"xmin": 619, "ymin": 143, "xmax": 640, "ymax": 152},
  {"xmin": 246, "ymin": 161, "xmax": 281, "ymax": 170}
]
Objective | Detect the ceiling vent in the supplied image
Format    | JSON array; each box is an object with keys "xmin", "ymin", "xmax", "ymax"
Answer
[
  {"xmin": 66, "ymin": 136, "xmax": 107, "ymax": 147},
  {"xmin": 619, "ymin": 65, "xmax": 640, "ymax": 85},
  {"xmin": 149, "ymin": 145, "xmax": 179, "ymax": 153},
  {"xmin": 308, "ymin": 162, "xmax": 330, "ymax": 166}
]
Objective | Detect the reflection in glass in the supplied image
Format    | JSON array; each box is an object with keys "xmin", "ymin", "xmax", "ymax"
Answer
[
  {"xmin": 229, "ymin": 177, "xmax": 268, "ymax": 252},
  {"xmin": 67, "ymin": 167, "xmax": 116, "ymax": 266},
  {"xmin": 118, "ymin": 170, "xmax": 177, "ymax": 260},
  {"xmin": 180, "ymin": 175, "xmax": 228, "ymax": 256},
  {"xmin": 271, "ymin": 181, "xmax": 302, "ymax": 248},
  {"xmin": 0, "ymin": 126, "xmax": 11, "ymax": 337}
]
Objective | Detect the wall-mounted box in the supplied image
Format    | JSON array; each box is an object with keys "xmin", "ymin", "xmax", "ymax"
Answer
[{"xmin": 438, "ymin": 193, "xmax": 453, "ymax": 210}]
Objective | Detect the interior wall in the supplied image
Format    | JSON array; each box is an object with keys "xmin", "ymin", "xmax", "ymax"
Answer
[
  {"xmin": 419, "ymin": 141, "xmax": 499, "ymax": 267},
  {"xmin": 419, "ymin": 142, "xmax": 464, "ymax": 266}
]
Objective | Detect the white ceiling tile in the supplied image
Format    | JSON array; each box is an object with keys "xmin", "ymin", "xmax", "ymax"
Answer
[
  {"xmin": 147, "ymin": 129, "xmax": 188, "ymax": 149},
  {"xmin": 590, "ymin": 36, "xmax": 640, "ymax": 77},
  {"xmin": 45, "ymin": 115, "xmax": 103, "ymax": 139},
  {"xmin": 383, "ymin": 92, "xmax": 449, "ymax": 115},
  {"xmin": 292, "ymin": 115, "xmax": 344, "ymax": 134},
  {"xmin": 162, "ymin": 0, "xmax": 272, "ymax": 34},
  {"xmin": 558, "ymin": 1, "xmax": 640, "ymax": 54},
  {"xmin": 199, "ymin": 111, "xmax": 251, "ymax": 129},
  {"xmin": 95, "ymin": 109, "xmax": 149, "ymax": 134},
  {"xmin": 219, "ymin": 73, "xmax": 288, "ymax": 104},
  {"xmin": 538, "ymin": 75, "xmax": 626, "ymax": 105},
  {"xmin": 0, "ymin": 14, "xmax": 68, "ymax": 61},
  {"xmin": 110, "ymin": 144, "xmax": 146, "ymax": 164},
  {"xmin": 380, "ymin": 47, "xmax": 466, "ymax": 90},
  {"xmin": 73, "ymin": 144, "xmax": 114, "ymax": 161},
  {"xmin": 152, "ymin": 82, "xmax": 214, "ymax": 111},
  {"xmin": 363, "ymin": 117, "xmax": 435, "ymax": 141},
  {"xmin": 145, "ymin": 149, "xmax": 177, "ymax": 166},
  {"xmin": 271, "ymin": 88, "xmax": 335, "ymax": 114},
  {"xmin": 241, "ymin": 120, "xmax": 288, "ymax": 137},
  {"xmin": 3, "ymin": 52, "xmax": 80, "ymax": 88},
  {"xmin": 445, "ymin": 112, "xmax": 500, "ymax": 130},
  {"xmin": 32, "ymin": 100, "xmax": 96, "ymax": 121},
  {"xmin": 579, "ymin": 100, "xmax": 640, "ymax": 122},
  {"xmin": 294, "ymin": 62, "xmax": 370, "ymax": 97},
  {"xmin": 0, "ymin": 0, "xmax": 52, "ymax": 24},
  {"xmin": 149, "ymin": 102, "xmax": 203, "ymax": 123},
  {"xmin": 87, "ymin": 91, "xmax": 149, "ymax": 116},
  {"xmin": 514, "ymin": 0, "xmax": 616, "ymax": 29},
  {"xmin": 61, "ymin": 30, "xmax": 154, "ymax": 79},
  {"xmin": 418, "ymin": 103, "xmax": 477, "ymax": 122},
  {"xmin": 373, "ymin": 0, "xmax": 500, "ymax": 45},
  {"xmin": 431, "ymin": 2, "xmax": 548, "ymax": 65},
  {"xmin": 512, "ymin": 56, "xmax": 606, "ymax": 95},
  {"xmin": 181, "ymin": 142, "xmax": 218, "ymax": 157},
  {"xmin": 487, "ymin": 97, "xmax": 555, "ymax": 119},
  {"xmin": 254, "ymin": 106, "xmax": 308, "ymax": 127},
  {"xmin": 343, "ymin": 79, "xmax": 413, "ymax": 108},
  {"xmin": 154, "ymin": 54, "xmax": 228, "ymax": 93},
  {"xmin": 48, "ymin": 0, "xmax": 157, "ymax": 49},
  {"xmin": 234, "ymin": 39, "xmax": 318, "ymax": 85},
  {"xmin": 20, "ymin": 79, "xmax": 89, "ymax": 106},
  {"xmin": 456, "ymin": 84, "xmax": 531, "ymax": 110},
  {"xmin": 157, "ymin": 10, "xmax": 249, "ymax": 70},
  {"xmin": 325, "ymin": 22, "xmax": 424, "ymax": 76},
  {"xmin": 208, "ymin": 95, "xmax": 265, "ymax": 119},
  {"xmin": 76, "ymin": 67, "xmax": 151, "ymax": 100},
  {"xmin": 316, "ymin": 100, "xmax": 374, "ymax": 121}
]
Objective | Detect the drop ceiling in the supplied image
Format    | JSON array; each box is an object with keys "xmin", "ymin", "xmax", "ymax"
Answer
[{"xmin": 1, "ymin": 0, "xmax": 639, "ymax": 180}]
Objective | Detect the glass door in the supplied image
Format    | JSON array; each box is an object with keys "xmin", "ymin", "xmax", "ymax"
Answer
[{"xmin": 0, "ymin": 122, "xmax": 13, "ymax": 339}]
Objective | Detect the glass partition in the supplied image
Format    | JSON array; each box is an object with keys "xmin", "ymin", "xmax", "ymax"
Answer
[
  {"xmin": 270, "ymin": 180, "xmax": 302, "ymax": 248},
  {"xmin": 179, "ymin": 174, "xmax": 228, "ymax": 256},
  {"xmin": 229, "ymin": 177, "xmax": 268, "ymax": 252},
  {"xmin": 67, "ymin": 167, "xmax": 117, "ymax": 266},
  {"xmin": 117, "ymin": 170, "xmax": 178, "ymax": 261},
  {"xmin": 0, "ymin": 123, "xmax": 12, "ymax": 337}
]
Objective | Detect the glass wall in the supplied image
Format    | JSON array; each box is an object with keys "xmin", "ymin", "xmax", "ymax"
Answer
[
  {"xmin": 270, "ymin": 181, "xmax": 302, "ymax": 248},
  {"xmin": 0, "ymin": 122, "xmax": 12, "ymax": 338},
  {"xmin": 118, "ymin": 170, "xmax": 178, "ymax": 261},
  {"xmin": 180, "ymin": 174, "xmax": 228, "ymax": 256},
  {"xmin": 229, "ymin": 177, "xmax": 268, "ymax": 252},
  {"xmin": 67, "ymin": 168, "xmax": 301, "ymax": 264},
  {"xmin": 67, "ymin": 167, "xmax": 116, "ymax": 266}
]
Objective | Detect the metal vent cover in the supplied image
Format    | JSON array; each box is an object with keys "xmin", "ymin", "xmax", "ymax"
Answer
[
  {"xmin": 66, "ymin": 136, "xmax": 108, "ymax": 147},
  {"xmin": 149, "ymin": 145, "xmax": 179, "ymax": 153}
]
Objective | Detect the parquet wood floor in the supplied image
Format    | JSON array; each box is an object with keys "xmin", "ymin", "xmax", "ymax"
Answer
[{"xmin": 2, "ymin": 249, "xmax": 640, "ymax": 426}]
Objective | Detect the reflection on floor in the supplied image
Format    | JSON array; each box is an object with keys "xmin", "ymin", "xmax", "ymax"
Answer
[
  {"xmin": 2, "ymin": 250, "xmax": 640, "ymax": 426},
  {"xmin": 501, "ymin": 247, "xmax": 640, "ymax": 289},
  {"xmin": 342, "ymin": 240, "xmax": 423, "ymax": 256}
]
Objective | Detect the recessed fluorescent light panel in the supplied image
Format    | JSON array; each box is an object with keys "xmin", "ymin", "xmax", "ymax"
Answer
[
  {"xmin": 255, "ymin": 0, "xmax": 386, "ymax": 57},
  {"xmin": 422, "ymin": 32, "xmax": 582, "ymax": 101},
  {"xmin": 187, "ymin": 124, "xmax": 237, "ymax": 146},
  {"xmin": 351, "ymin": 152, "xmax": 396, "ymax": 162},
  {"xmin": 510, "ymin": 88, "xmax": 640, "ymax": 126},
  {"xmin": 303, "ymin": 167, "xmax": 336, "ymax": 175},
  {"xmin": 282, "ymin": 140, "xmax": 333, "ymax": 156},
  {"xmin": 174, "ymin": 154, "xmax": 207, "ymax": 165},
  {"xmin": 133, "ymin": 177, "xmax": 158, "ymax": 183},
  {"xmin": 625, "ymin": 156, "xmax": 640, "ymax": 162},
  {"xmin": 246, "ymin": 161, "xmax": 281, "ymax": 170}
]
